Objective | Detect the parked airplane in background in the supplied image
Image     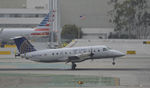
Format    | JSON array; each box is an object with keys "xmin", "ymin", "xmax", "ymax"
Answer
[
  {"xmin": 12, "ymin": 36, "xmax": 125, "ymax": 70},
  {"xmin": 0, "ymin": 13, "xmax": 51, "ymax": 42}
]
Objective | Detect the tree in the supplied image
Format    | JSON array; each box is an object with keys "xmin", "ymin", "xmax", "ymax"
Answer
[
  {"xmin": 61, "ymin": 24, "xmax": 82, "ymax": 40},
  {"xmin": 108, "ymin": 0, "xmax": 149, "ymax": 39}
]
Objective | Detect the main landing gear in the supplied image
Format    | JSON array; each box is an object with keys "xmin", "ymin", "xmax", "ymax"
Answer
[
  {"xmin": 72, "ymin": 62, "xmax": 77, "ymax": 70},
  {"xmin": 112, "ymin": 58, "xmax": 116, "ymax": 65}
]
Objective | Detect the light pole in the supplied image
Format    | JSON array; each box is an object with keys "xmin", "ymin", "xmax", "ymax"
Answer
[
  {"xmin": 49, "ymin": 0, "xmax": 54, "ymax": 48},
  {"xmin": 49, "ymin": 0, "xmax": 61, "ymax": 48}
]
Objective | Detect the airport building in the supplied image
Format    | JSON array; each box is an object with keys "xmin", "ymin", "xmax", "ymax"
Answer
[
  {"xmin": 0, "ymin": 0, "xmax": 150, "ymax": 39},
  {"xmin": 0, "ymin": 0, "xmax": 113, "ymax": 28},
  {"xmin": 0, "ymin": 0, "xmax": 114, "ymax": 39},
  {"xmin": 0, "ymin": 0, "xmax": 49, "ymax": 28}
]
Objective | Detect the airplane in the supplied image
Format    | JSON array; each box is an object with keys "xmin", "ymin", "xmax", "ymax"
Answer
[
  {"xmin": 12, "ymin": 36, "xmax": 125, "ymax": 70},
  {"xmin": 0, "ymin": 13, "xmax": 52, "ymax": 42}
]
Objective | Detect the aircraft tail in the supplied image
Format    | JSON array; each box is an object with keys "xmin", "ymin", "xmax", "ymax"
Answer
[
  {"xmin": 37, "ymin": 13, "xmax": 50, "ymax": 27},
  {"xmin": 12, "ymin": 36, "xmax": 36, "ymax": 54},
  {"xmin": 34, "ymin": 13, "xmax": 52, "ymax": 32}
]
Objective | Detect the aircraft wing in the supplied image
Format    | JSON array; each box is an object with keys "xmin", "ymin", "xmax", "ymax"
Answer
[{"xmin": 66, "ymin": 52, "xmax": 92, "ymax": 63}]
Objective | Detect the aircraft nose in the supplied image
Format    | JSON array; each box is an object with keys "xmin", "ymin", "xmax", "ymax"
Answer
[
  {"xmin": 111, "ymin": 50, "xmax": 125, "ymax": 57},
  {"xmin": 118, "ymin": 52, "xmax": 125, "ymax": 57}
]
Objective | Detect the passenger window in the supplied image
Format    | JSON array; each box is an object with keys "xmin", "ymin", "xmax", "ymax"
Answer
[
  {"xmin": 98, "ymin": 50, "xmax": 100, "ymax": 52},
  {"xmin": 52, "ymin": 53, "xmax": 54, "ymax": 55},
  {"xmin": 65, "ymin": 52, "xmax": 67, "ymax": 54},
  {"xmin": 56, "ymin": 53, "xmax": 59, "ymax": 55}
]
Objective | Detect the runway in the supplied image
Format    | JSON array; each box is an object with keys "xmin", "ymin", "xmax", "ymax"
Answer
[
  {"xmin": 0, "ymin": 68, "xmax": 150, "ymax": 71},
  {"xmin": 0, "ymin": 56, "xmax": 150, "ymax": 88}
]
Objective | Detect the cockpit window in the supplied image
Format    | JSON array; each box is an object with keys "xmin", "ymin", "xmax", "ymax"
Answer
[
  {"xmin": 103, "ymin": 47, "xmax": 111, "ymax": 51},
  {"xmin": 103, "ymin": 48, "xmax": 108, "ymax": 51},
  {"xmin": 107, "ymin": 47, "xmax": 111, "ymax": 50}
]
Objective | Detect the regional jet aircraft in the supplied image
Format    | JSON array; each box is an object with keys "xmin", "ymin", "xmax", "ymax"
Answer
[{"xmin": 12, "ymin": 36, "xmax": 125, "ymax": 70}]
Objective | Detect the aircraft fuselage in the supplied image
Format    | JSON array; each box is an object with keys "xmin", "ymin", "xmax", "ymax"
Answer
[{"xmin": 22, "ymin": 45, "xmax": 125, "ymax": 63}]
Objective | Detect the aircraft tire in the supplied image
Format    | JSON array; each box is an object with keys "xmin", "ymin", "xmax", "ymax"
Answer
[{"xmin": 72, "ymin": 62, "xmax": 76, "ymax": 70}]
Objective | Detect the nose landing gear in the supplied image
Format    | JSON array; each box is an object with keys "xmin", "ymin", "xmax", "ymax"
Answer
[{"xmin": 112, "ymin": 58, "xmax": 116, "ymax": 65}]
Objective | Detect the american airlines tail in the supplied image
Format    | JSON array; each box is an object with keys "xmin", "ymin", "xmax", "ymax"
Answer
[
  {"xmin": 0, "ymin": 13, "xmax": 51, "ymax": 42},
  {"xmin": 12, "ymin": 36, "xmax": 36, "ymax": 54},
  {"xmin": 37, "ymin": 13, "xmax": 50, "ymax": 27},
  {"xmin": 31, "ymin": 13, "xmax": 51, "ymax": 35}
]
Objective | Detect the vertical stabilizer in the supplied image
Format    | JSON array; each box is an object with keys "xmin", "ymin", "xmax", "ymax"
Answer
[{"xmin": 12, "ymin": 36, "xmax": 36, "ymax": 54}]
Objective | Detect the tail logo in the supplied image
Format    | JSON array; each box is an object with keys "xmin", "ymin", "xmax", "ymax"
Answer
[{"xmin": 20, "ymin": 40, "xmax": 35, "ymax": 54}]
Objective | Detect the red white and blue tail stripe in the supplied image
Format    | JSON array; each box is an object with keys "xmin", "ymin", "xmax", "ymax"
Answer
[
  {"xmin": 32, "ymin": 13, "xmax": 52, "ymax": 36},
  {"xmin": 38, "ymin": 13, "xmax": 50, "ymax": 27}
]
